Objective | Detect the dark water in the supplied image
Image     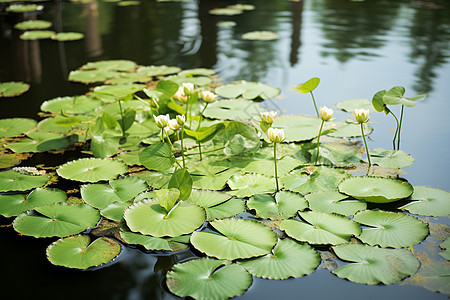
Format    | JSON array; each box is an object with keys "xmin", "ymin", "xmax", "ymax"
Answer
[{"xmin": 1, "ymin": 0, "xmax": 449, "ymax": 299}]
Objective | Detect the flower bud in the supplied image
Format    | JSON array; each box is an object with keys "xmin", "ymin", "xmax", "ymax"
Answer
[
  {"xmin": 354, "ymin": 108, "xmax": 370, "ymax": 124},
  {"xmin": 319, "ymin": 106, "xmax": 334, "ymax": 122},
  {"xmin": 267, "ymin": 127, "xmax": 285, "ymax": 143},
  {"xmin": 173, "ymin": 87, "xmax": 188, "ymax": 103},
  {"xmin": 176, "ymin": 114, "xmax": 185, "ymax": 126},
  {"xmin": 200, "ymin": 90, "xmax": 218, "ymax": 103},
  {"xmin": 168, "ymin": 119, "xmax": 182, "ymax": 131},
  {"xmin": 261, "ymin": 111, "xmax": 277, "ymax": 125},
  {"xmin": 153, "ymin": 114, "xmax": 170, "ymax": 128},
  {"xmin": 182, "ymin": 82, "xmax": 195, "ymax": 96}
]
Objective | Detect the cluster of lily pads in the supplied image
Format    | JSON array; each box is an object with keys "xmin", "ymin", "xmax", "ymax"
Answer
[{"xmin": 0, "ymin": 59, "xmax": 449, "ymax": 299}]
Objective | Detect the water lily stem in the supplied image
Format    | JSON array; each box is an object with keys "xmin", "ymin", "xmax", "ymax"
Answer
[
  {"xmin": 388, "ymin": 110, "xmax": 400, "ymax": 150},
  {"xmin": 315, "ymin": 120, "xmax": 324, "ymax": 164},
  {"xmin": 360, "ymin": 123, "xmax": 372, "ymax": 171},
  {"xmin": 117, "ymin": 99, "xmax": 126, "ymax": 137},
  {"xmin": 274, "ymin": 142, "xmax": 280, "ymax": 192},
  {"xmin": 180, "ymin": 127, "xmax": 185, "ymax": 168},
  {"xmin": 310, "ymin": 91, "xmax": 319, "ymax": 118},
  {"xmin": 398, "ymin": 105, "xmax": 404, "ymax": 150}
]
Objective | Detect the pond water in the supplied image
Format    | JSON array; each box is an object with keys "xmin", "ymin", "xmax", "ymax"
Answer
[{"xmin": 0, "ymin": 0, "xmax": 449, "ymax": 299}]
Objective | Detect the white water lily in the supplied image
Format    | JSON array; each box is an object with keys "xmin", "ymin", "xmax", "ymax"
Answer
[
  {"xmin": 267, "ymin": 127, "xmax": 284, "ymax": 143},
  {"xmin": 182, "ymin": 82, "xmax": 195, "ymax": 96},
  {"xmin": 200, "ymin": 90, "xmax": 218, "ymax": 103},
  {"xmin": 261, "ymin": 111, "xmax": 277, "ymax": 125},
  {"xmin": 319, "ymin": 106, "xmax": 334, "ymax": 122},
  {"xmin": 153, "ymin": 114, "xmax": 170, "ymax": 128},
  {"xmin": 173, "ymin": 86, "xmax": 188, "ymax": 103},
  {"xmin": 355, "ymin": 108, "xmax": 370, "ymax": 124},
  {"xmin": 168, "ymin": 119, "xmax": 182, "ymax": 131}
]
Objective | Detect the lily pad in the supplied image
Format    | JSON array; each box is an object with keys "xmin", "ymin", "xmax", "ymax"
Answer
[
  {"xmin": 51, "ymin": 32, "xmax": 84, "ymax": 41},
  {"xmin": 36, "ymin": 117, "xmax": 72, "ymax": 133},
  {"xmin": 239, "ymin": 238, "xmax": 320, "ymax": 279},
  {"xmin": 136, "ymin": 65, "xmax": 181, "ymax": 77},
  {"xmin": 6, "ymin": 131, "xmax": 75, "ymax": 153},
  {"xmin": 209, "ymin": 8, "xmax": 244, "ymax": 16},
  {"xmin": 338, "ymin": 176, "xmax": 414, "ymax": 203},
  {"xmin": 400, "ymin": 186, "xmax": 450, "ymax": 217},
  {"xmin": 214, "ymin": 82, "xmax": 280, "ymax": 100},
  {"xmin": 0, "ymin": 170, "xmax": 50, "ymax": 192},
  {"xmin": 247, "ymin": 191, "xmax": 308, "ymax": 220},
  {"xmin": 192, "ymin": 168, "xmax": 241, "ymax": 191},
  {"xmin": 440, "ymin": 238, "xmax": 450, "ymax": 260},
  {"xmin": 119, "ymin": 230, "xmax": 189, "ymax": 251},
  {"xmin": 242, "ymin": 31, "xmax": 279, "ymax": 41},
  {"xmin": 190, "ymin": 218, "xmax": 278, "ymax": 260},
  {"xmin": 46, "ymin": 235, "xmax": 121, "ymax": 269},
  {"xmin": 57, "ymin": 158, "xmax": 127, "ymax": 182},
  {"xmin": 204, "ymin": 197, "xmax": 246, "ymax": 221},
  {"xmin": 68, "ymin": 70, "xmax": 121, "ymax": 84},
  {"xmin": 40, "ymin": 95, "xmax": 102, "ymax": 114},
  {"xmin": 20, "ymin": 30, "xmax": 55, "ymax": 40},
  {"xmin": 0, "ymin": 118, "xmax": 36, "ymax": 138},
  {"xmin": 327, "ymin": 121, "xmax": 373, "ymax": 138},
  {"xmin": 280, "ymin": 211, "xmax": 362, "ymax": 245},
  {"xmin": 13, "ymin": 203, "xmax": 100, "ymax": 238},
  {"xmin": 405, "ymin": 261, "xmax": 450, "ymax": 294},
  {"xmin": 242, "ymin": 156, "xmax": 302, "ymax": 177},
  {"xmin": 166, "ymin": 258, "xmax": 252, "ymax": 300},
  {"xmin": 332, "ymin": 243, "xmax": 420, "ymax": 284},
  {"xmin": 7, "ymin": 4, "xmax": 42, "ymax": 13},
  {"xmin": 272, "ymin": 116, "xmax": 321, "ymax": 142},
  {"xmin": 123, "ymin": 199, "xmax": 205, "ymax": 237},
  {"xmin": 203, "ymin": 99, "xmax": 266, "ymax": 121},
  {"xmin": 187, "ymin": 190, "xmax": 231, "ymax": 208},
  {"xmin": 305, "ymin": 191, "xmax": 366, "ymax": 216},
  {"xmin": 0, "ymin": 81, "xmax": 30, "ymax": 97},
  {"xmin": 14, "ymin": 20, "xmax": 52, "ymax": 30},
  {"xmin": 370, "ymin": 148, "xmax": 415, "ymax": 168},
  {"xmin": 335, "ymin": 98, "xmax": 377, "ymax": 113},
  {"xmin": 0, "ymin": 188, "xmax": 67, "ymax": 217},
  {"xmin": 179, "ymin": 68, "xmax": 215, "ymax": 76},
  {"xmin": 0, "ymin": 154, "xmax": 20, "ymax": 169},
  {"xmin": 80, "ymin": 60, "xmax": 137, "ymax": 71},
  {"xmin": 139, "ymin": 142, "xmax": 175, "ymax": 171},
  {"xmin": 227, "ymin": 174, "xmax": 276, "ymax": 198}
]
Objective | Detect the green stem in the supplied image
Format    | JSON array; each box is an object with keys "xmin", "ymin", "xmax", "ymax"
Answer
[
  {"xmin": 310, "ymin": 91, "xmax": 319, "ymax": 118},
  {"xmin": 398, "ymin": 105, "xmax": 404, "ymax": 150},
  {"xmin": 180, "ymin": 127, "xmax": 185, "ymax": 168},
  {"xmin": 196, "ymin": 103, "xmax": 208, "ymax": 161},
  {"xmin": 198, "ymin": 141, "xmax": 203, "ymax": 160},
  {"xmin": 163, "ymin": 128, "xmax": 174, "ymax": 150},
  {"xmin": 315, "ymin": 120, "xmax": 324, "ymax": 164},
  {"xmin": 160, "ymin": 128, "xmax": 164, "ymax": 142},
  {"xmin": 361, "ymin": 123, "xmax": 371, "ymax": 169},
  {"xmin": 117, "ymin": 99, "xmax": 126, "ymax": 137},
  {"xmin": 388, "ymin": 109, "xmax": 400, "ymax": 150},
  {"xmin": 274, "ymin": 142, "xmax": 280, "ymax": 192}
]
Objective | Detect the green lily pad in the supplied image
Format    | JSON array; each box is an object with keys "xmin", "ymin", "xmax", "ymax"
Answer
[
  {"xmin": 354, "ymin": 210, "xmax": 429, "ymax": 248},
  {"xmin": 370, "ymin": 148, "xmax": 415, "ymax": 168},
  {"xmin": 81, "ymin": 176, "xmax": 147, "ymax": 209},
  {"xmin": 139, "ymin": 142, "xmax": 175, "ymax": 171},
  {"xmin": 123, "ymin": 199, "xmax": 205, "ymax": 237},
  {"xmin": 400, "ymin": 186, "xmax": 450, "ymax": 217},
  {"xmin": 335, "ymin": 98, "xmax": 377, "ymax": 113},
  {"xmin": 272, "ymin": 116, "xmax": 321, "ymax": 142},
  {"xmin": 13, "ymin": 203, "xmax": 100, "ymax": 238},
  {"xmin": 281, "ymin": 166, "xmax": 349, "ymax": 194},
  {"xmin": 0, "ymin": 118, "xmax": 37, "ymax": 138},
  {"xmin": 239, "ymin": 238, "xmax": 320, "ymax": 279},
  {"xmin": 136, "ymin": 65, "xmax": 181, "ymax": 77},
  {"xmin": 0, "ymin": 188, "xmax": 67, "ymax": 217},
  {"xmin": 7, "ymin": 4, "xmax": 42, "ymax": 13},
  {"xmin": 439, "ymin": 238, "xmax": 450, "ymax": 260},
  {"xmin": 204, "ymin": 197, "xmax": 245, "ymax": 221},
  {"xmin": 164, "ymin": 75, "xmax": 212, "ymax": 86},
  {"xmin": 280, "ymin": 211, "xmax": 362, "ymax": 245},
  {"xmin": 327, "ymin": 121, "xmax": 373, "ymax": 138},
  {"xmin": 46, "ymin": 235, "xmax": 121, "ymax": 269},
  {"xmin": 187, "ymin": 190, "xmax": 231, "ymax": 208},
  {"xmin": 80, "ymin": 60, "xmax": 137, "ymax": 71},
  {"xmin": 227, "ymin": 174, "xmax": 276, "ymax": 198},
  {"xmin": 242, "ymin": 31, "xmax": 279, "ymax": 41},
  {"xmin": 20, "ymin": 30, "xmax": 55, "ymax": 40},
  {"xmin": 247, "ymin": 191, "xmax": 308, "ymax": 220},
  {"xmin": 227, "ymin": 4, "xmax": 255, "ymax": 10},
  {"xmin": 404, "ymin": 261, "xmax": 450, "ymax": 294},
  {"xmin": 203, "ymin": 99, "xmax": 266, "ymax": 121},
  {"xmin": 68, "ymin": 70, "xmax": 121, "ymax": 84},
  {"xmin": 0, "ymin": 154, "xmax": 20, "ymax": 169},
  {"xmin": 40, "ymin": 95, "xmax": 102, "ymax": 114},
  {"xmin": 192, "ymin": 168, "xmax": 241, "ymax": 191},
  {"xmin": 134, "ymin": 170, "xmax": 171, "ymax": 189},
  {"xmin": 209, "ymin": 8, "xmax": 244, "ymax": 16},
  {"xmin": 190, "ymin": 218, "xmax": 278, "ymax": 260},
  {"xmin": 51, "ymin": 32, "xmax": 84, "ymax": 41},
  {"xmin": 92, "ymin": 83, "xmax": 144, "ymax": 102},
  {"xmin": 214, "ymin": 82, "xmax": 280, "ymax": 100},
  {"xmin": 338, "ymin": 176, "xmax": 414, "ymax": 203},
  {"xmin": 119, "ymin": 230, "xmax": 189, "ymax": 251},
  {"xmin": 14, "ymin": 20, "xmax": 52, "ymax": 30},
  {"xmin": 332, "ymin": 243, "xmax": 420, "ymax": 284},
  {"xmin": 179, "ymin": 68, "xmax": 215, "ymax": 76},
  {"xmin": 242, "ymin": 156, "xmax": 302, "ymax": 177},
  {"xmin": 305, "ymin": 191, "xmax": 366, "ymax": 216},
  {"xmin": 6, "ymin": 131, "xmax": 75, "ymax": 153},
  {"xmin": 314, "ymin": 142, "xmax": 362, "ymax": 166},
  {"xmin": 57, "ymin": 158, "xmax": 127, "ymax": 182},
  {"xmin": 166, "ymin": 258, "xmax": 252, "ymax": 300},
  {"xmin": 0, "ymin": 170, "xmax": 50, "ymax": 192},
  {"xmin": 0, "ymin": 81, "xmax": 30, "ymax": 97},
  {"xmin": 36, "ymin": 117, "xmax": 72, "ymax": 133}
]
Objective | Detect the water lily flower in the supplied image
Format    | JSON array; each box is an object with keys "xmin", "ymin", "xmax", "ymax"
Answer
[
  {"xmin": 319, "ymin": 106, "xmax": 334, "ymax": 122},
  {"xmin": 176, "ymin": 114, "xmax": 185, "ymax": 126},
  {"xmin": 200, "ymin": 90, "xmax": 218, "ymax": 103},
  {"xmin": 267, "ymin": 127, "xmax": 284, "ymax": 143},
  {"xmin": 182, "ymin": 82, "xmax": 195, "ymax": 96},
  {"xmin": 153, "ymin": 114, "xmax": 170, "ymax": 128},
  {"xmin": 173, "ymin": 86, "xmax": 188, "ymax": 103},
  {"xmin": 355, "ymin": 108, "xmax": 370, "ymax": 124},
  {"xmin": 168, "ymin": 119, "xmax": 182, "ymax": 131},
  {"xmin": 261, "ymin": 111, "xmax": 277, "ymax": 125}
]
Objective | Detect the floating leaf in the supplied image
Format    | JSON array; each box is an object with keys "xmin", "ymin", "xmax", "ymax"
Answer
[
  {"xmin": 338, "ymin": 176, "xmax": 414, "ymax": 203},
  {"xmin": 327, "ymin": 121, "xmax": 373, "ymax": 138},
  {"xmin": 164, "ymin": 74, "xmax": 212, "ymax": 86},
  {"xmin": 332, "ymin": 243, "xmax": 420, "ymax": 284},
  {"xmin": 405, "ymin": 262, "xmax": 450, "ymax": 294},
  {"xmin": 335, "ymin": 98, "xmax": 376, "ymax": 113},
  {"xmin": 14, "ymin": 20, "xmax": 52, "ymax": 30},
  {"xmin": 209, "ymin": 8, "xmax": 244, "ymax": 16},
  {"xmin": 46, "ymin": 235, "xmax": 121, "ymax": 269},
  {"xmin": 13, "ymin": 203, "xmax": 100, "ymax": 238},
  {"xmin": 20, "ymin": 30, "xmax": 55, "ymax": 40},
  {"xmin": 439, "ymin": 238, "xmax": 450, "ymax": 260},
  {"xmin": 0, "ymin": 188, "xmax": 67, "ymax": 217},
  {"xmin": 272, "ymin": 116, "xmax": 321, "ymax": 142},
  {"xmin": 204, "ymin": 198, "xmax": 245, "ymax": 221},
  {"xmin": 136, "ymin": 65, "xmax": 181, "ymax": 77},
  {"xmin": 190, "ymin": 218, "xmax": 278, "ymax": 260},
  {"xmin": 119, "ymin": 230, "xmax": 188, "ymax": 251},
  {"xmin": 80, "ymin": 60, "xmax": 137, "ymax": 71},
  {"xmin": 227, "ymin": 174, "xmax": 276, "ymax": 198},
  {"xmin": 305, "ymin": 191, "xmax": 366, "ymax": 216},
  {"xmin": 166, "ymin": 258, "xmax": 252, "ymax": 300},
  {"xmin": 57, "ymin": 158, "xmax": 127, "ymax": 182},
  {"xmin": 247, "ymin": 191, "xmax": 308, "ymax": 220},
  {"xmin": 6, "ymin": 131, "xmax": 76, "ymax": 153},
  {"xmin": 51, "ymin": 32, "xmax": 84, "ymax": 41},
  {"xmin": 239, "ymin": 238, "xmax": 320, "ymax": 279},
  {"xmin": 242, "ymin": 156, "xmax": 302, "ymax": 177},
  {"xmin": 179, "ymin": 68, "xmax": 215, "ymax": 76},
  {"xmin": 40, "ymin": 95, "xmax": 102, "ymax": 114},
  {"xmin": 203, "ymin": 99, "xmax": 266, "ymax": 121},
  {"xmin": 281, "ymin": 167, "xmax": 349, "ymax": 194},
  {"xmin": 192, "ymin": 168, "xmax": 240, "ymax": 191},
  {"xmin": 242, "ymin": 31, "xmax": 278, "ymax": 41},
  {"xmin": 187, "ymin": 190, "xmax": 231, "ymax": 208},
  {"xmin": 0, "ymin": 118, "xmax": 36, "ymax": 138},
  {"xmin": 0, "ymin": 154, "xmax": 20, "ymax": 169},
  {"xmin": 0, "ymin": 81, "xmax": 30, "ymax": 97},
  {"xmin": 68, "ymin": 70, "xmax": 121, "ymax": 84},
  {"xmin": 214, "ymin": 82, "xmax": 280, "ymax": 100},
  {"xmin": 124, "ymin": 199, "xmax": 205, "ymax": 237},
  {"xmin": 139, "ymin": 142, "xmax": 175, "ymax": 171},
  {"xmin": 370, "ymin": 148, "xmax": 415, "ymax": 168},
  {"xmin": 7, "ymin": 4, "xmax": 42, "ymax": 13},
  {"xmin": 281, "ymin": 211, "xmax": 361, "ymax": 245},
  {"xmin": 400, "ymin": 186, "xmax": 450, "ymax": 217},
  {"xmin": 0, "ymin": 170, "xmax": 50, "ymax": 192}
]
